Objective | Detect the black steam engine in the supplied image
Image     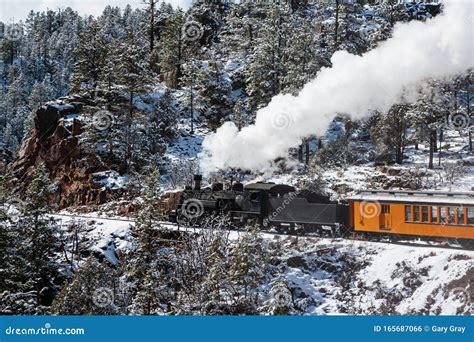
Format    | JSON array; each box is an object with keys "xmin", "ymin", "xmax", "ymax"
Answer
[{"xmin": 173, "ymin": 175, "xmax": 349, "ymax": 234}]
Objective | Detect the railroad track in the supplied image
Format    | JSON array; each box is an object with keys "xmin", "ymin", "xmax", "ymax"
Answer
[{"xmin": 52, "ymin": 213, "xmax": 473, "ymax": 251}]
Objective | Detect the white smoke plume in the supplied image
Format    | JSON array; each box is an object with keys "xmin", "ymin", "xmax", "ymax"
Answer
[{"xmin": 200, "ymin": 0, "xmax": 473, "ymax": 173}]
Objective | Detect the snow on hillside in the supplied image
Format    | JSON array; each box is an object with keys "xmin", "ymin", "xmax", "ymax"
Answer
[
  {"xmin": 52, "ymin": 214, "xmax": 473, "ymax": 315},
  {"xmin": 164, "ymin": 125, "xmax": 209, "ymax": 162}
]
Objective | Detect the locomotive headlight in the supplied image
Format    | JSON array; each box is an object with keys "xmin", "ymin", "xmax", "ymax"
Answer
[{"xmin": 235, "ymin": 195, "xmax": 244, "ymax": 205}]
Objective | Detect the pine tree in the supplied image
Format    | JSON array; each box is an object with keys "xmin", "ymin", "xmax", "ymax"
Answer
[
  {"xmin": 155, "ymin": 88, "xmax": 178, "ymax": 138},
  {"xmin": 24, "ymin": 78, "xmax": 55, "ymax": 138},
  {"xmin": 98, "ymin": 42, "xmax": 121, "ymax": 108},
  {"xmin": 134, "ymin": 166, "xmax": 162, "ymax": 266},
  {"xmin": 51, "ymin": 258, "xmax": 120, "ymax": 315},
  {"xmin": 281, "ymin": 16, "xmax": 320, "ymax": 95},
  {"xmin": 372, "ymin": 104, "xmax": 412, "ymax": 165},
  {"xmin": 117, "ymin": 28, "xmax": 152, "ymax": 170},
  {"xmin": 192, "ymin": 59, "xmax": 232, "ymax": 129},
  {"xmin": 228, "ymin": 226, "xmax": 267, "ymax": 313},
  {"xmin": 244, "ymin": 4, "xmax": 287, "ymax": 111},
  {"xmin": 130, "ymin": 167, "xmax": 173, "ymax": 314},
  {"xmin": 200, "ymin": 233, "xmax": 230, "ymax": 314},
  {"xmin": 0, "ymin": 165, "xmax": 62, "ymax": 314},
  {"xmin": 0, "ymin": 191, "xmax": 14, "ymax": 293},
  {"xmin": 142, "ymin": 0, "xmax": 159, "ymax": 55},
  {"xmin": 17, "ymin": 164, "xmax": 62, "ymax": 308},
  {"xmin": 158, "ymin": 6, "xmax": 185, "ymax": 87},
  {"xmin": 132, "ymin": 267, "xmax": 164, "ymax": 315},
  {"xmin": 70, "ymin": 21, "xmax": 108, "ymax": 93},
  {"xmin": 409, "ymin": 81, "xmax": 448, "ymax": 169},
  {"xmin": 28, "ymin": 78, "xmax": 54, "ymax": 110}
]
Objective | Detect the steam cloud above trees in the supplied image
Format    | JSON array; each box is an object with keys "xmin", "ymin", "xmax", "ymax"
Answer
[{"xmin": 199, "ymin": 0, "xmax": 473, "ymax": 173}]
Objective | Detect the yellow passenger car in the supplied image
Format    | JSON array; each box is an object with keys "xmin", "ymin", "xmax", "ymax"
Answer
[{"xmin": 349, "ymin": 190, "xmax": 474, "ymax": 244}]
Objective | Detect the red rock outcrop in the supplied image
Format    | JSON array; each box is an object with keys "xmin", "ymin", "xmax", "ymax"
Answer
[{"xmin": 12, "ymin": 97, "xmax": 123, "ymax": 208}]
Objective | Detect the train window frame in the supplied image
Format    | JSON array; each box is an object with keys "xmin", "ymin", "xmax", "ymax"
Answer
[
  {"xmin": 421, "ymin": 206, "xmax": 429, "ymax": 222},
  {"xmin": 249, "ymin": 192, "xmax": 260, "ymax": 203},
  {"xmin": 440, "ymin": 206, "xmax": 447, "ymax": 225},
  {"xmin": 468, "ymin": 207, "xmax": 474, "ymax": 225},
  {"xmin": 431, "ymin": 206, "xmax": 439, "ymax": 224},
  {"xmin": 381, "ymin": 204, "xmax": 390, "ymax": 214},
  {"xmin": 447, "ymin": 207, "xmax": 456, "ymax": 224},
  {"xmin": 413, "ymin": 205, "xmax": 420, "ymax": 222},
  {"xmin": 457, "ymin": 207, "xmax": 465, "ymax": 225},
  {"xmin": 404, "ymin": 205, "xmax": 411, "ymax": 222}
]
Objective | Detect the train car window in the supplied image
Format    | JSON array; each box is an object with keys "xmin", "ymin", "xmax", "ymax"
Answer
[
  {"xmin": 440, "ymin": 207, "xmax": 447, "ymax": 225},
  {"xmin": 421, "ymin": 206, "xmax": 429, "ymax": 222},
  {"xmin": 431, "ymin": 206, "xmax": 438, "ymax": 223},
  {"xmin": 458, "ymin": 207, "xmax": 465, "ymax": 225},
  {"xmin": 448, "ymin": 207, "xmax": 456, "ymax": 224},
  {"xmin": 468, "ymin": 207, "xmax": 474, "ymax": 224},
  {"xmin": 405, "ymin": 205, "xmax": 411, "ymax": 221},
  {"xmin": 382, "ymin": 205, "xmax": 390, "ymax": 214},
  {"xmin": 413, "ymin": 206, "xmax": 420, "ymax": 221},
  {"xmin": 250, "ymin": 192, "xmax": 260, "ymax": 203}
]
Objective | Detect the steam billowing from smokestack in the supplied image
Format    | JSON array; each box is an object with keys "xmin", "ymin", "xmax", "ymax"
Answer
[{"xmin": 200, "ymin": 0, "xmax": 473, "ymax": 173}]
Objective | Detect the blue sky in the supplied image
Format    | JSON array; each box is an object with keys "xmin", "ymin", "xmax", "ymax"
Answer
[{"xmin": 0, "ymin": 0, "xmax": 193, "ymax": 22}]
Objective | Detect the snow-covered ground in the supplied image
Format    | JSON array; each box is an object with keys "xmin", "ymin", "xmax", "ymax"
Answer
[
  {"xmin": 286, "ymin": 238, "xmax": 474, "ymax": 315},
  {"xmin": 52, "ymin": 213, "xmax": 473, "ymax": 315},
  {"xmin": 164, "ymin": 125, "xmax": 209, "ymax": 162}
]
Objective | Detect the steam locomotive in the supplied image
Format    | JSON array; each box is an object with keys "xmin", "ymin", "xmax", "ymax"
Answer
[
  {"xmin": 169, "ymin": 175, "xmax": 349, "ymax": 235},
  {"xmin": 166, "ymin": 175, "xmax": 474, "ymax": 248}
]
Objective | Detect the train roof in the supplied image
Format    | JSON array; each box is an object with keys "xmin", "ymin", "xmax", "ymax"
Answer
[
  {"xmin": 244, "ymin": 183, "xmax": 296, "ymax": 196},
  {"xmin": 348, "ymin": 190, "xmax": 474, "ymax": 205}
]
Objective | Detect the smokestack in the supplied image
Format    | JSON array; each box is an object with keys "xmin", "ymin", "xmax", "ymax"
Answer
[{"xmin": 193, "ymin": 174, "xmax": 202, "ymax": 190}]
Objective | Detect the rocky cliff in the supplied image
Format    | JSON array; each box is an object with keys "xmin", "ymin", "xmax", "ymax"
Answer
[{"xmin": 12, "ymin": 95, "xmax": 123, "ymax": 208}]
